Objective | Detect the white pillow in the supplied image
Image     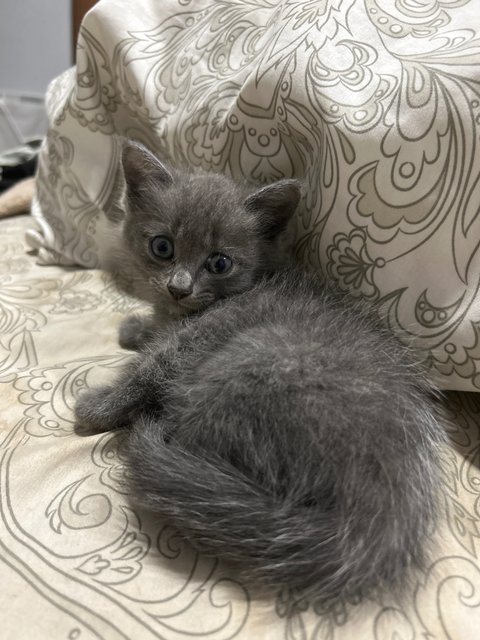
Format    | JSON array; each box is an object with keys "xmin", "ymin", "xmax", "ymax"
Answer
[{"xmin": 29, "ymin": 0, "xmax": 480, "ymax": 391}]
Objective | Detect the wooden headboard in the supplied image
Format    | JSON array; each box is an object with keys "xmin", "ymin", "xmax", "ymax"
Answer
[{"xmin": 73, "ymin": 0, "xmax": 98, "ymax": 52}]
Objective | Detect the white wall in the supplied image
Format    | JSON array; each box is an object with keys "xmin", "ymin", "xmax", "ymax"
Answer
[{"xmin": 0, "ymin": 0, "xmax": 72, "ymax": 95}]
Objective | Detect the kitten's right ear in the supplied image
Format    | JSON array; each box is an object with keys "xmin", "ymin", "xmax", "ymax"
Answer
[
  {"xmin": 121, "ymin": 140, "xmax": 173, "ymax": 203},
  {"xmin": 244, "ymin": 179, "xmax": 302, "ymax": 239}
]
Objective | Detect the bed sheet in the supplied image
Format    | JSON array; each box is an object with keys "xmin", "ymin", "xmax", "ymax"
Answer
[{"xmin": 2, "ymin": 215, "xmax": 480, "ymax": 639}]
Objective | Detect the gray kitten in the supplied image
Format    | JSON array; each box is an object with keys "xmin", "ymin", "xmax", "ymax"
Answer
[{"xmin": 75, "ymin": 141, "xmax": 445, "ymax": 601}]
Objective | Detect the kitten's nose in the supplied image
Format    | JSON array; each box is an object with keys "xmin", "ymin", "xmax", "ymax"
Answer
[
  {"xmin": 167, "ymin": 271, "xmax": 193, "ymax": 300},
  {"xmin": 167, "ymin": 284, "xmax": 191, "ymax": 300}
]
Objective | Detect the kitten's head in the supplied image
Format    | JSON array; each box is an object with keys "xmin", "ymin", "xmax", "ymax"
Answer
[{"xmin": 116, "ymin": 140, "xmax": 301, "ymax": 316}]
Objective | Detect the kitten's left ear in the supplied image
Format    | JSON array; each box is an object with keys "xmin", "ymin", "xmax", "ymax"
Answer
[
  {"xmin": 244, "ymin": 180, "xmax": 302, "ymax": 239},
  {"xmin": 121, "ymin": 140, "xmax": 173, "ymax": 203}
]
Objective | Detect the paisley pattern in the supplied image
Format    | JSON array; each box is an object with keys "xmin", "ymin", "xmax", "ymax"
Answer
[
  {"xmin": 9, "ymin": 0, "xmax": 480, "ymax": 634},
  {"xmin": 29, "ymin": 0, "xmax": 480, "ymax": 391},
  {"xmin": 3, "ymin": 207, "xmax": 480, "ymax": 636}
]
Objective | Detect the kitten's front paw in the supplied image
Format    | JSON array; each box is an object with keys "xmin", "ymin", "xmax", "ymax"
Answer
[
  {"xmin": 119, "ymin": 314, "xmax": 152, "ymax": 350},
  {"xmin": 74, "ymin": 386, "xmax": 121, "ymax": 434}
]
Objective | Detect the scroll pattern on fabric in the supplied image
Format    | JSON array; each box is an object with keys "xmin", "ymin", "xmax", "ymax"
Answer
[{"xmin": 31, "ymin": 1, "xmax": 480, "ymax": 386}]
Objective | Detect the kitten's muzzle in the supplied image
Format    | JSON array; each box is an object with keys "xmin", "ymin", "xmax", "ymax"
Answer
[{"xmin": 167, "ymin": 270, "xmax": 194, "ymax": 300}]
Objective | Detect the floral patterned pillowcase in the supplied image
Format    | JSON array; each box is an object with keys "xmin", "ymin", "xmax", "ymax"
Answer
[{"xmin": 30, "ymin": 0, "xmax": 480, "ymax": 391}]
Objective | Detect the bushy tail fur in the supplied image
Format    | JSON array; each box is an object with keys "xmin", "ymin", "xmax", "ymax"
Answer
[{"xmin": 126, "ymin": 411, "xmax": 443, "ymax": 600}]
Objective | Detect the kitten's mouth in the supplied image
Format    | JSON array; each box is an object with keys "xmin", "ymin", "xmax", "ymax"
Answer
[{"xmin": 176, "ymin": 295, "xmax": 214, "ymax": 312}]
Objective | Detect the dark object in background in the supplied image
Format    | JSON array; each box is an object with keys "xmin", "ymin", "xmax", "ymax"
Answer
[
  {"xmin": 0, "ymin": 140, "xmax": 42, "ymax": 193},
  {"xmin": 73, "ymin": 0, "xmax": 98, "ymax": 55}
]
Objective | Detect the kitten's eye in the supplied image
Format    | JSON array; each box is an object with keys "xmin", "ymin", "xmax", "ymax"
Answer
[
  {"xmin": 206, "ymin": 253, "xmax": 233, "ymax": 275},
  {"xmin": 150, "ymin": 235, "xmax": 174, "ymax": 259}
]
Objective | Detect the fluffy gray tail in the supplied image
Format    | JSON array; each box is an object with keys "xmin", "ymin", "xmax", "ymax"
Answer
[{"xmin": 126, "ymin": 417, "xmax": 440, "ymax": 600}]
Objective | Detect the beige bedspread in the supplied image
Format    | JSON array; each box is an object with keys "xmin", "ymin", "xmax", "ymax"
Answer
[{"xmin": 1, "ymin": 213, "xmax": 480, "ymax": 639}]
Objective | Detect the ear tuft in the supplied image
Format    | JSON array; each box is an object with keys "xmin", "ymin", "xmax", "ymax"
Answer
[
  {"xmin": 244, "ymin": 180, "xmax": 302, "ymax": 239},
  {"xmin": 121, "ymin": 140, "xmax": 173, "ymax": 203}
]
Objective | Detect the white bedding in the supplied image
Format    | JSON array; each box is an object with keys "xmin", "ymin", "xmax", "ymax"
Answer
[
  {"xmin": 28, "ymin": 0, "xmax": 480, "ymax": 391},
  {"xmin": 2, "ymin": 214, "xmax": 480, "ymax": 638}
]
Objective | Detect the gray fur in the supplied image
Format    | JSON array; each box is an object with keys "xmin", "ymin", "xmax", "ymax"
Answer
[
  {"xmin": 103, "ymin": 139, "xmax": 298, "ymax": 343},
  {"xmin": 75, "ymin": 140, "xmax": 445, "ymax": 601}
]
